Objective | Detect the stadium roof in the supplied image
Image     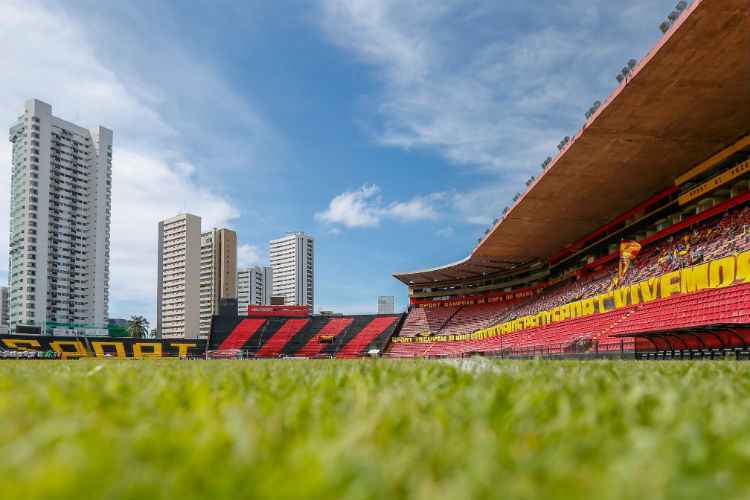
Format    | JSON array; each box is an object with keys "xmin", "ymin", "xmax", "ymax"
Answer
[{"xmin": 395, "ymin": 0, "xmax": 750, "ymax": 287}]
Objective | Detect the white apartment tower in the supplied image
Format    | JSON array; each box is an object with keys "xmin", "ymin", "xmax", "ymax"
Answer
[
  {"xmin": 0, "ymin": 287, "xmax": 9, "ymax": 335},
  {"xmin": 199, "ymin": 228, "xmax": 237, "ymax": 337},
  {"xmin": 157, "ymin": 213, "xmax": 201, "ymax": 338},
  {"xmin": 378, "ymin": 295, "xmax": 395, "ymax": 314},
  {"xmin": 237, "ymin": 266, "xmax": 273, "ymax": 315},
  {"xmin": 8, "ymin": 99, "xmax": 112, "ymax": 335},
  {"xmin": 269, "ymin": 232, "xmax": 314, "ymax": 310}
]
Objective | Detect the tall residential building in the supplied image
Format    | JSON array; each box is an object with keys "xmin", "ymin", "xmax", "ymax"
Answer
[
  {"xmin": 157, "ymin": 213, "xmax": 201, "ymax": 339},
  {"xmin": 199, "ymin": 228, "xmax": 237, "ymax": 337},
  {"xmin": 8, "ymin": 99, "xmax": 112, "ymax": 335},
  {"xmin": 378, "ymin": 295, "xmax": 395, "ymax": 314},
  {"xmin": 0, "ymin": 287, "xmax": 9, "ymax": 335},
  {"xmin": 269, "ymin": 232, "xmax": 314, "ymax": 310},
  {"xmin": 237, "ymin": 266, "xmax": 273, "ymax": 314}
]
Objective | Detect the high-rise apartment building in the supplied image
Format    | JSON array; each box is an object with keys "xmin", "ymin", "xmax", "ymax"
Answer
[
  {"xmin": 8, "ymin": 99, "xmax": 112, "ymax": 335},
  {"xmin": 199, "ymin": 228, "xmax": 237, "ymax": 337},
  {"xmin": 0, "ymin": 287, "xmax": 9, "ymax": 335},
  {"xmin": 237, "ymin": 265, "xmax": 272, "ymax": 314},
  {"xmin": 378, "ymin": 295, "xmax": 395, "ymax": 314},
  {"xmin": 157, "ymin": 213, "xmax": 201, "ymax": 339},
  {"xmin": 269, "ymin": 232, "xmax": 314, "ymax": 310}
]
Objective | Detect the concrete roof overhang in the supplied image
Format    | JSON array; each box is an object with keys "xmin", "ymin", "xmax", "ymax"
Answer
[{"xmin": 395, "ymin": 0, "xmax": 750, "ymax": 287}]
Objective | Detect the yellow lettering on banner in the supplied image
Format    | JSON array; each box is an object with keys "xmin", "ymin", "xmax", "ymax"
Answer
[
  {"xmin": 551, "ymin": 308, "xmax": 560, "ymax": 322},
  {"xmin": 709, "ymin": 256, "xmax": 735, "ymax": 289},
  {"xmin": 660, "ymin": 271, "xmax": 681, "ymax": 299},
  {"xmin": 171, "ymin": 343, "xmax": 197, "ymax": 358},
  {"xmin": 91, "ymin": 341, "xmax": 126, "ymax": 358},
  {"xmin": 539, "ymin": 310, "xmax": 552, "ymax": 326},
  {"xmin": 597, "ymin": 293, "xmax": 612, "ymax": 313},
  {"xmin": 640, "ymin": 279, "xmax": 659, "ymax": 303},
  {"xmin": 50, "ymin": 340, "xmax": 88, "ymax": 359},
  {"xmin": 559, "ymin": 304, "xmax": 570, "ymax": 321},
  {"xmin": 629, "ymin": 284, "xmax": 641, "ymax": 305},
  {"xmin": 133, "ymin": 343, "xmax": 162, "ymax": 358},
  {"xmin": 570, "ymin": 301, "xmax": 583, "ymax": 319},
  {"xmin": 613, "ymin": 287, "xmax": 629, "ymax": 309},
  {"xmin": 737, "ymin": 251, "xmax": 750, "ymax": 283},
  {"xmin": 581, "ymin": 299, "xmax": 595, "ymax": 316},
  {"xmin": 680, "ymin": 263, "xmax": 709, "ymax": 294},
  {"xmin": 2, "ymin": 339, "xmax": 41, "ymax": 351}
]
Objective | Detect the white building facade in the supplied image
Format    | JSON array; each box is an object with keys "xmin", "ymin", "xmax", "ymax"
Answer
[
  {"xmin": 157, "ymin": 213, "xmax": 201, "ymax": 339},
  {"xmin": 237, "ymin": 266, "xmax": 272, "ymax": 314},
  {"xmin": 8, "ymin": 99, "xmax": 112, "ymax": 335},
  {"xmin": 269, "ymin": 232, "xmax": 314, "ymax": 310},
  {"xmin": 378, "ymin": 295, "xmax": 395, "ymax": 314}
]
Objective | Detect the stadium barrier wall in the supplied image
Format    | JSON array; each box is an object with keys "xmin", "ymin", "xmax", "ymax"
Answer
[
  {"xmin": 393, "ymin": 249, "xmax": 750, "ymax": 344},
  {"xmin": 0, "ymin": 335, "xmax": 207, "ymax": 359}
]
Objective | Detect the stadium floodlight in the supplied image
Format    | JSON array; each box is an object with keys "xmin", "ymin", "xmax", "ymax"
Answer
[
  {"xmin": 616, "ymin": 74, "xmax": 624, "ymax": 83},
  {"xmin": 628, "ymin": 59, "xmax": 637, "ymax": 69},
  {"xmin": 668, "ymin": 10, "xmax": 680, "ymax": 22},
  {"xmin": 585, "ymin": 109, "xmax": 592, "ymax": 119},
  {"xmin": 659, "ymin": 21, "xmax": 671, "ymax": 33},
  {"xmin": 676, "ymin": 1, "xmax": 687, "ymax": 11}
]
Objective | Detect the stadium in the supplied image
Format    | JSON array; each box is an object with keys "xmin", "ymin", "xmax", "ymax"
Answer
[
  {"xmin": 2, "ymin": 0, "xmax": 748, "ymax": 362},
  {"xmin": 5, "ymin": 2, "xmax": 750, "ymax": 499}
]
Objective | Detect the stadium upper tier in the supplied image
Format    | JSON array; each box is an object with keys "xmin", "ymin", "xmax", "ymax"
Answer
[{"xmin": 394, "ymin": 0, "xmax": 750, "ymax": 288}]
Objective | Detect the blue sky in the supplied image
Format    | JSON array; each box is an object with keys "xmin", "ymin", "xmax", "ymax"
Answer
[{"xmin": 0, "ymin": 0, "xmax": 681, "ymax": 321}]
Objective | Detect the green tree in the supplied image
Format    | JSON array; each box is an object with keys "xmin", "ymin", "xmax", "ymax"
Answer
[{"xmin": 127, "ymin": 316, "xmax": 150, "ymax": 339}]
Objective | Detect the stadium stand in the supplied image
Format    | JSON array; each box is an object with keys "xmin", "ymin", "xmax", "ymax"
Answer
[
  {"xmin": 388, "ymin": 0, "xmax": 750, "ymax": 359},
  {"xmin": 209, "ymin": 308, "xmax": 401, "ymax": 359},
  {"xmin": 389, "ymin": 203, "xmax": 750, "ymax": 358}
]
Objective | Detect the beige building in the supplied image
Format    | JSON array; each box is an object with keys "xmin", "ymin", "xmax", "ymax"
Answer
[
  {"xmin": 157, "ymin": 214, "xmax": 201, "ymax": 339},
  {"xmin": 200, "ymin": 228, "xmax": 237, "ymax": 337}
]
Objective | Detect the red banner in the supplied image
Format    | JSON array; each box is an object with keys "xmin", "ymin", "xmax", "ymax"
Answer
[{"xmin": 247, "ymin": 305, "xmax": 310, "ymax": 317}]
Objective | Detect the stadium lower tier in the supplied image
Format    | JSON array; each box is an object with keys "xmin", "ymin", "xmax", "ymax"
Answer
[
  {"xmin": 387, "ymin": 282, "xmax": 750, "ymax": 358},
  {"xmin": 209, "ymin": 314, "xmax": 401, "ymax": 358},
  {"xmin": 397, "ymin": 203, "xmax": 750, "ymax": 337}
]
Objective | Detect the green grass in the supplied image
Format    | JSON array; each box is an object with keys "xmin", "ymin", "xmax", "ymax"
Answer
[{"xmin": 1, "ymin": 359, "xmax": 750, "ymax": 499}]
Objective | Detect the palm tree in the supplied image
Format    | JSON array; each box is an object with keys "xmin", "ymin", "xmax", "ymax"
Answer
[{"xmin": 127, "ymin": 316, "xmax": 150, "ymax": 339}]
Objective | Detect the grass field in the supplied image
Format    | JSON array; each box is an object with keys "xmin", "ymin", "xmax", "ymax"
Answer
[{"xmin": 1, "ymin": 359, "xmax": 750, "ymax": 499}]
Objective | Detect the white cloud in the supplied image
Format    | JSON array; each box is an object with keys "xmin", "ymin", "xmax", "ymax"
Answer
[
  {"xmin": 237, "ymin": 244, "xmax": 264, "ymax": 268},
  {"xmin": 0, "ymin": 0, "xmax": 270, "ymax": 323},
  {"xmin": 387, "ymin": 197, "xmax": 438, "ymax": 221},
  {"xmin": 319, "ymin": 0, "xmax": 676, "ymax": 215},
  {"xmin": 435, "ymin": 227, "xmax": 455, "ymax": 238},
  {"xmin": 315, "ymin": 184, "xmax": 382, "ymax": 228},
  {"xmin": 315, "ymin": 184, "xmax": 439, "ymax": 228}
]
